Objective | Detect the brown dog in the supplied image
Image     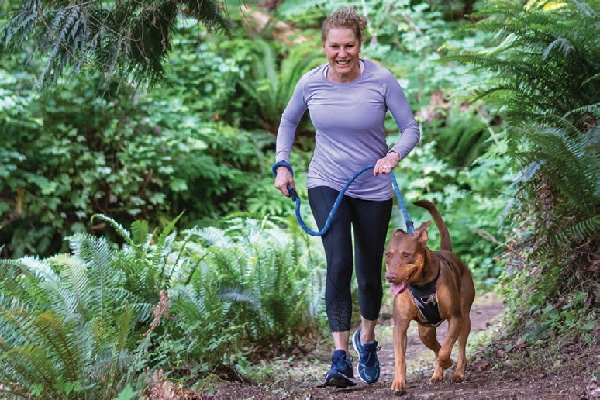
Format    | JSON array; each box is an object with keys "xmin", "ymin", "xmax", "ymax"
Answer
[{"xmin": 385, "ymin": 200, "xmax": 475, "ymax": 395}]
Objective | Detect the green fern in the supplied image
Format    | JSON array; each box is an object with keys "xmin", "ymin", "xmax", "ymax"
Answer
[
  {"xmin": 1, "ymin": 0, "xmax": 231, "ymax": 87},
  {"xmin": 0, "ymin": 252, "xmax": 138, "ymax": 399},
  {"xmin": 234, "ymin": 39, "xmax": 323, "ymax": 134},
  {"xmin": 91, "ymin": 212, "xmax": 185, "ymax": 294},
  {"xmin": 172, "ymin": 216, "xmax": 325, "ymax": 359},
  {"xmin": 446, "ymin": 0, "xmax": 599, "ymax": 338},
  {"xmin": 522, "ymin": 126, "xmax": 599, "ymax": 215},
  {"xmin": 448, "ymin": 0, "xmax": 600, "ymax": 237}
]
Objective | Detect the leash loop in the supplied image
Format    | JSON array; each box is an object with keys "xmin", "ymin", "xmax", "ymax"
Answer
[
  {"xmin": 272, "ymin": 161, "xmax": 298, "ymax": 200},
  {"xmin": 272, "ymin": 161, "xmax": 414, "ymax": 236}
]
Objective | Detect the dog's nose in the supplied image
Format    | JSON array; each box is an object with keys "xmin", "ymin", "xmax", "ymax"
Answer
[{"xmin": 385, "ymin": 272, "xmax": 396, "ymax": 282}]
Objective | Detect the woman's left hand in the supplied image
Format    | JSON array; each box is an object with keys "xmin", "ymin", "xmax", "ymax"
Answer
[{"xmin": 374, "ymin": 150, "xmax": 401, "ymax": 176}]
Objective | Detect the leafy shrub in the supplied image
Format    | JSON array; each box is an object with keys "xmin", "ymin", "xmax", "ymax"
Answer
[
  {"xmin": 0, "ymin": 214, "xmax": 326, "ymax": 398},
  {"xmin": 447, "ymin": 0, "xmax": 600, "ymax": 341},
  {"xmin": 163, "ymin": 216, "xmax": 325, "ymax": 364},
  {"xmin": 0, "ymin": 65, "xmax": 276, "ymax": 257}
]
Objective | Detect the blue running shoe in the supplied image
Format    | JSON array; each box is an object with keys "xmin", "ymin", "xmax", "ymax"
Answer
[
  {"xmin": 352, "ymin": 329, "xmax": 380, "ymax": 384},
  {"xmin": 324, "ymin": 350, "xmax": 356, "ymax": 388}
]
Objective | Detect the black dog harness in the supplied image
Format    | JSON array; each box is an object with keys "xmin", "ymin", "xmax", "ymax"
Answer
[{"xmin": 408, "ymin": 254, "xmax": 449, "ymax": 327}]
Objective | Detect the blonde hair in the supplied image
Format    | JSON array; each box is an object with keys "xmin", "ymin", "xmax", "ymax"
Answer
[{"xmin": 321, "ymin": 6, "xmax": 367, "ymax": 44}]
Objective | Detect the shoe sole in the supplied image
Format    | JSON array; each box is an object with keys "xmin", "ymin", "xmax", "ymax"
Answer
[{"xmin": 325, "ymin": 376, "xmax": 356, "ymax": 388}]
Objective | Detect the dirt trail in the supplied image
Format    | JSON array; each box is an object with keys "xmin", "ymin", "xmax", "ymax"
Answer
[
  {"xmin": 305, "ymin": 293, "xmax": 506, "ymax": 400},
  {"xmin": 191, "ymin": 293, "xmax": 597, "ymax": 400}
]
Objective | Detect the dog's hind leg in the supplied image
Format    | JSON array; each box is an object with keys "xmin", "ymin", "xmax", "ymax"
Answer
[
  {"xmin": 418, "ymin": 325, "xmax": 445, "ymax": 383},
  {"xmin": 434, "ymin": 318, "xmax": 461, "ymax": 380},
  {"xmin": 453, "ymin": 313, "xmax": 471, "ymax": 382},
  {"xmin": 454, "ymin": 272, "xmax": 475, "ymax": 382}
]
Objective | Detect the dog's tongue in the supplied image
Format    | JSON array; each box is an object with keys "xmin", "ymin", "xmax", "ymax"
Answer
[{"xmin": 390, "ymin": 281, "xmax": 408, "ymax": 296}]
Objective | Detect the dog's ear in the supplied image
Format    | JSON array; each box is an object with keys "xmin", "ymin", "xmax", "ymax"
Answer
[
  {"xmin": 414, "ymin": 221, "xmax": 431, "ymax": 243},
  {"xmin": 415, "ymin": 221, "xmax": 431, "ymax": 231},
  {"xmin": 393, "ymin": 228, "xmax": 406, "ymax": 236}
]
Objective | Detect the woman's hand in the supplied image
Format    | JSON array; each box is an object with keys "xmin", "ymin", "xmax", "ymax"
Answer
[
  {"xmin": 374, "ymin": 150, "xmax": 401, "ymax": 176},
  {"xmin": 274, "ymin": 166, "xmax": 296, "ymax": 197}
]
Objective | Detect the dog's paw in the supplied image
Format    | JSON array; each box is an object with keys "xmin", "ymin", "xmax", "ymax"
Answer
[
  {"xmin": 391, "ymin": 380, "xmax": 407, "ymax": 395},
  {"xmin": 452, "ymin": 373, "xmax": 465, "ymax": 382},
  {"xmin": 429, "ymin": 373, "xmax": 444, "ymax": 384}
]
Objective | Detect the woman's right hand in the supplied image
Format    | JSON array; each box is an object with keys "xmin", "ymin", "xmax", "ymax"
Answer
[{"xmin": 274, "ymin": 166, "xmax": 296, "ymax": 198}]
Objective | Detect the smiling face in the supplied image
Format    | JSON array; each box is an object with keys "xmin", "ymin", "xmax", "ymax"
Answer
[{"xmin": 322, "ymin": 28, "xmax": 362, "ymax": 83}]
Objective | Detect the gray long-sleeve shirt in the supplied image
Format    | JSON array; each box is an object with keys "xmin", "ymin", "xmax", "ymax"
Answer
[{"xmin": 276, "ymin": 59, "xmax": 420, "ymax": 201}]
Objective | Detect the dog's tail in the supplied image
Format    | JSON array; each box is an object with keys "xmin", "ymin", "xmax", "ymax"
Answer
[{"xmin": 413, "ymin": 200, "xmax": 452, "ymax": 252}]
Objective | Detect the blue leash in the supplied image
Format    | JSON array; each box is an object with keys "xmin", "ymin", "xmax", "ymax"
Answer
[{"xmin": 272, "ymin": 161, "xmax": 414, "ymax": 236}]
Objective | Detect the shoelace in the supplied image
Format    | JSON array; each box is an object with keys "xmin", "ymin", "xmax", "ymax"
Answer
[
  {"xmin": 360, "ymin": 343, "xmax": 380, "ymax": 366},
  {"xmin": 333, "ymin": 355, "xmax": 352, "ymax": 372}
]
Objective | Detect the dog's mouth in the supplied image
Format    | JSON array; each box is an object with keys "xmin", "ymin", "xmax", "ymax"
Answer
[
  {"xmin": 390, "ymin": 281, "xmax": 408, "ymax": 296},
  {"xmin": 389, "ymin": 269, "xmax": 416, "ymax": 296}
]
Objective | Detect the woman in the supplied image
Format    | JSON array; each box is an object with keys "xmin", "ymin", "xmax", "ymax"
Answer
[{"xmin": 273, "ymin": 6, "xmax": 420, "ymax": 388}]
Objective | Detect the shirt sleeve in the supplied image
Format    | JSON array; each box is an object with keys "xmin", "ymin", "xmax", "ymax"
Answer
[
  {"xmin": 384, "ymin": 75, "xmax": 420, "ymax": 159},
  {"xmin": 275, "ymin": 78, "xmax": 309, "ymax": 163}
]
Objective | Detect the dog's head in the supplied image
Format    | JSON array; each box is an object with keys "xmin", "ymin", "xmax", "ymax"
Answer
[{"xmin": 384, "ymin": 221, "xmax": 431, "ymax": 296}]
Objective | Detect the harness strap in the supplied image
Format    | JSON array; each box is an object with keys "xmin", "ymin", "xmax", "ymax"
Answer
[{"xmin": 408, "ymin": 254, "xmax": 448, "ymax": 327}]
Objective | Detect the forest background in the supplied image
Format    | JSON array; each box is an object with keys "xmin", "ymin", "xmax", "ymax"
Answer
[{"xmin": 0, "ymin": 0, "xmax": 598, "ymax": 398}]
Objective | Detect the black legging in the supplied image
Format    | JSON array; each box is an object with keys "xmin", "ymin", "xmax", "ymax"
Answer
[{"xmin": 308, "ymin": 186, "xmax": 393, "ymax": 332}]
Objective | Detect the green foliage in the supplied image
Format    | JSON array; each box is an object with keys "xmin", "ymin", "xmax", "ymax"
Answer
[
  {"xmin": 166, "ymin": 217, "xmax": 324, "ymax": 360},
  {"xmin": 423, "ymin": 101, "xmax": 498, "ymax": 167},
  {"xmin": 230, "ymin": 39, "xmax": 323, "ymax": 135},
  {"xmin": 0, "ymin": 214, "xmax": 326, "ymax": 397},
  {"xmin": 0, "ymin": 63, "xmax": 276, "ymax": 257},
  {"xmin": 499, "ymin": 266, "xmax": 597, "ymax": 346},
  {"xmin": 0, "ymin": 252, "xmax": 139, "ymax": 399},
  {"xmin": 448, "ymin": 0, "xmax": 600, "ymax": 341},
  {"xmin": 1, "ymin": 0, "xmax": 231, "ymax": 87},
  {"xmin": 515, "ymin": 123, "xmax": 600, "ymax": 253},
  {"xmin": 160, "ymin": 21, "xmax": 253, "ymax": 126},
  {"xmin": 446, "ymin": 0, "xmax": 600, "ymax": 144}
]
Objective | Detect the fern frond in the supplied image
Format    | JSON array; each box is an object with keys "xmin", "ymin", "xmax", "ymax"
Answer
[
  {"xmin": 33, "ymin": 312, "xmax": 83, "ymax": 381},
  {"xmin": 130, "ymin": 219, "xmax": 150, "ymax": 256},
  {"xmin": 91, "ymin": 213, "xmax": 135, "ymax": 246},
  {"xmin": 533, "ymin": 214, "xmax": 600, "ymax": 257},
  {"xmin": 235, "ymin": 39, "xmax": 322, "ymax": 134},
  {"xmin": 150, "ymin": 211, "xmax": 184, "ymax": 277},
  {"xmin": 46, "ymin": 253, "xmax": 92, "ymax": 319},
  {"xmin": 448, "ymin": 0, "xmax": 600, "ymax": 134},
  {"xmin": 519, "ymin": 125, "xmax": 599, "ymax": 216},
  {"xmin": 2, "ymin": 0, "xmax": 231, "ymax": 87},
  {"xmin": 68, "ymin": 233, "xmax": 126, "ymax": 315}
]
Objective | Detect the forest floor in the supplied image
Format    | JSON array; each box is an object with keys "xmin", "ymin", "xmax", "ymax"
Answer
[{"xmin": 149, "ymin": 292, "xmax": 599, "ymax": 400}]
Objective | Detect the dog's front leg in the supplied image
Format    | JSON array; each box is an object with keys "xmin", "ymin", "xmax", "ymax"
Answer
[
  {"xmin": 391, "ymin": 318, "xmax": 410, "ymax": 395},
  {"xmin": 417, "ymin": 324, "xmax": 445, "ymax": 383}
]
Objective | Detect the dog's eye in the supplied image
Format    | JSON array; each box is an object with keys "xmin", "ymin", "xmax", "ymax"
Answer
[{"xmin": 401, "ymin": 252, "xmax": 411, "ymax": 259}]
